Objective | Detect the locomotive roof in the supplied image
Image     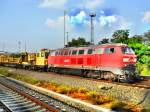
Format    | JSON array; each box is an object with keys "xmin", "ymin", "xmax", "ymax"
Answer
[{"xmin": 56, "ymin": 43, "xmax": 127, "ymax": 51}]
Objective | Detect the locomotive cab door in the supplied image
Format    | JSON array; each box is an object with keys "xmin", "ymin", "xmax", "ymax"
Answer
[{"xmin": 101, "ymin": 47, "xmax": 118, "ymax": 67}]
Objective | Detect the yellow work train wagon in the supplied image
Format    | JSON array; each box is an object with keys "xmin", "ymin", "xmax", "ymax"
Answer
[{"xmin": 35, "ymin": 49, "xmax": 51, "ymax": 71}]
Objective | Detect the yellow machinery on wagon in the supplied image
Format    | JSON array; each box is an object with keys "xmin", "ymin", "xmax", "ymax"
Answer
[
  {"xmin": 0, "ymin": 49, "xmax": 52, "ymax": 71},
  {"xmin": 20, "ymin": 52, "xmax": 36, "ymax": 69},
  {"xmin": 35, "ymin": 49, "xmax": 51, "ymax": 70},
  {"xmin": 0, "ymin": 53, "xmax": 20, "ymax": 67}
]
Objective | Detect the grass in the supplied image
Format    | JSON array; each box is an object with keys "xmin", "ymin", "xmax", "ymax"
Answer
[
  {"xmin": 86, "ymin": 91, "xmax": 112, "ymax": 105},
  {"xmin": 141, "ymin": 66, "xmax": 150, "ymax": 76},
  {"xmin": 137, "ymin": 64, "xmax": 150, "ymax": 76},
  {"xmin": 0, "ymin": 68, "xmax": 10, "ymax": 76},
  {"xmin": 0, "ymin": 67, "xmax": 145, "ymax": 111},
  {"xmin": 0, "ymin": 67, "xmax": 41, "ymax": 84}
]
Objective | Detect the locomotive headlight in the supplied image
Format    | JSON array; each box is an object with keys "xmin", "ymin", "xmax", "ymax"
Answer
[
  {"xmin": 123, "ymin": 58, "xmax": 129, "ymax": 62},
  {"xmin": 133, "ymin": 58, "xmax": 137, "ymax": 62},
  {"xmin": 123, "ymin": 57, "xmax": 137, "ymax": 62}
]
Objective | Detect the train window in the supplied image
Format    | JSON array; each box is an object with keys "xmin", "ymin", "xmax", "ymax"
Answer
[
  {"xmin": 41, "ymin": 52, "xmax": 44, "ymax": 57},
  {"xmin": 87, "ymin": 49, "xmax": 93, "ymax": 54},
  {"xmin": 45, "ymin": 52, "xmax": 49, "ymax": 58},
  {"xmin": 105, "ymin": 48, "xmax": 115, "ymax": 54},
  {"xmin": 58, "ymin": 51, "xmax": 61, "ymax": 56},
  {"xmin": 122, "ymin": 47, "xmax": 134, "ymax": 54},
  {"xmin": 97, "ymin": 48, "xmax": 104, "ymax": 54},
  {"xmin": 78, "ymin": 50, "xmax": 84, "ymax": 55},
  {"xmin": 57, "ymin": 51, "xmax": 59, "ymax": 56},
  {"xmin": 72, "ymin": 50, "xmax": 77, "ymax": 55},
  {"xmin": 64, "ymin": 51, "xmax": 69, "ymax": 55},
  {"xmin": 61, "ymin": 51, "xmax": 64, "ymax": 55},
  {"xmin": 69, "ymin": 50, "xmax": 72, "ymax": 55},
  {"xmin": 50, "ymin": 51, "xmax": 55, "ymax": 56},
  {"xmin": 37, "ymin": 53, "xmax": 40, "ymax": 57},
  {"xmin": 55, "ymin": 51, "xmax": 58, "ymax": 56}
]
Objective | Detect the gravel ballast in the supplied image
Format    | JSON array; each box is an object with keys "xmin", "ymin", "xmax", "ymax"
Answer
[{"xmin": 6, "ymin": 68, "xmax": 150, "ymax": 110}]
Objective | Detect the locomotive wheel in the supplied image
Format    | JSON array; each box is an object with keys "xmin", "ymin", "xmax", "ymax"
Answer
[
  {"xmin": 82, "ymin": 71, "xmax": 88, "ymax": 77},
  {"xmin": 98, "ymin": 71, "xmax": 116, "ymax": 81},
  {"xmin": 86, "ymin": 71, "xmax": 100, "ymax": 79},
  {"xmin": 106, "ymin": 72, "xmax": 116, "ymax": 81},
  {"xmin": 87, "ymin": 71, "xmax": 93, "ymax": 78}
]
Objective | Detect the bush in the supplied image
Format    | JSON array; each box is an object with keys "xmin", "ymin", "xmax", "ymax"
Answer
[
  {"xmin": 56, "ymin": 86, "xmax": 71, "ymax": 94},
  {"xmin": 68, "ymin": 87, "xmax": 78, "ymax": 94},
  {"xmin": 87, "ymin": 91, "xmax": 99, "ymax": 99},
  {"xmin": 50, "ymin": 81, "xmax": 60, "ymax": 87},
  {"xmin": 87, "ymin": 91, "xmax": 111, "ymax": 105},
  {"xmin": 78, "ymin": 87, "xmax": 88, "ymax": 93},
  {"xmin": 69, "ymin": 92, "xmax": 88, "ymax": 100},
  {"xmin": 110, "ymin": 101, "xmax": 125, "ymax": 110}
]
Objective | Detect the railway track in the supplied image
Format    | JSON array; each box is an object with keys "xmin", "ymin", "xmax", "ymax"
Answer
[
  {"xmin": 1, "ymin": 66, "xmax": 150, "ymax": 89},
  {"xmin": 46, "ymin": 71, "xmax": 150, "ymax": 89},
  {"xmin": 0, "ymin": 76, "xmax": 82, "ymax": 112},
  {"xmin": 70, "ymin": 74, "xmax": 150, "ymax": 89}
]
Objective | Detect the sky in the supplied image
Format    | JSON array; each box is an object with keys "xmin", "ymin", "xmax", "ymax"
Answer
[{"xmin": 0, "ymin": 0, "xmax": 150, "ymax": 52}]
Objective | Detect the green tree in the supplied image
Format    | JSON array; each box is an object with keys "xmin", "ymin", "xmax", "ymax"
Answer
[
  {"xmin": 127, "ymin": 35, "xmax": 143, "ymax": 44},
  {"xmin": 98, "ymin": 38, "xmax": 109, "ymax": 44},
  {"xmin": 68, "ymin": 37, "xmax": 90, "ymax": 47},
  {"xmin": 144, "ymin": 30, "xmax": 150, "ymax": 41},
  {"xmin": 111, "ymin": 30, "xmax": 129, "ymax": 44}
]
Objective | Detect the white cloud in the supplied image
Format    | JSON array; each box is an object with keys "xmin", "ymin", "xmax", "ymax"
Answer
[
  {"xmin": 97, "ymin": 15, "xmax": 134, "ymax": 37},
  {"xmin": 44, "ymin": 13, "xmax": 134, "ymax": 45},
  {"xmin": 142, "ymin": 11, "xmax": 150, "ymax": 23},
  {"xmin": 44, "ymin": 15, "xmax": 91, "ymax": 43},
  {"xmin": 98, "ymin": 15, "xmax": 133, "ymax": 29},
  {"xmin": 85, "ymin": 0, "xmax": 104, "ymax": 9},
  {"xmin": 45, "ymin": 15, "xmax": 71, "ymax": 31},
  {"xmin": 99, "ymin": 15, "xmax": 117, "ymax": 27},
  {"xmin": 118, "ymin": 17, "xmax": 133, "ymax": 29},
  {"xmin": 39, "ymin": 0, "xmax": 67, "ymax": 9},
  {"xmin": 70, "ymin": 11, "xmax": 88, "ymax": 25}
]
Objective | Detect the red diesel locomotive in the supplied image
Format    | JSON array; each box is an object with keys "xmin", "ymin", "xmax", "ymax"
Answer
[{"xmin": 48, "ymin": 43, "xmax": 139, "ymax": 82}]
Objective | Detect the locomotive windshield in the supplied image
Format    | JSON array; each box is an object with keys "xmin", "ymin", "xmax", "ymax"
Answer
[{"xmin": 122, "ymin": 47, "xmax": 135, "ymax": 54}]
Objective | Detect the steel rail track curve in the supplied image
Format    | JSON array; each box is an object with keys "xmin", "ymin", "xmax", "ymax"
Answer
[{"xmin": 0, "ymin": 76, "xmax": 82, "ymax": 112}]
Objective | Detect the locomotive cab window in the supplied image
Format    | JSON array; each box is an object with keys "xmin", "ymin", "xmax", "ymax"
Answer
[
  {"xmin": 122, "ymin": 47, "xmax": 135, "ymax": 54},
  {"xmin": 78, "ymin": 50, "xmax": 84, "ymax": 55},
  {"xmin": 105, "ymin": 48, "xmax": 115, "ymax": 54}
]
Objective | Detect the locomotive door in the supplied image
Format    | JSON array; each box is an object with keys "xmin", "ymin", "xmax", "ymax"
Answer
[{"xmin": 101, "ymin": 47, "xmax": 117, "ymax": 67}]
